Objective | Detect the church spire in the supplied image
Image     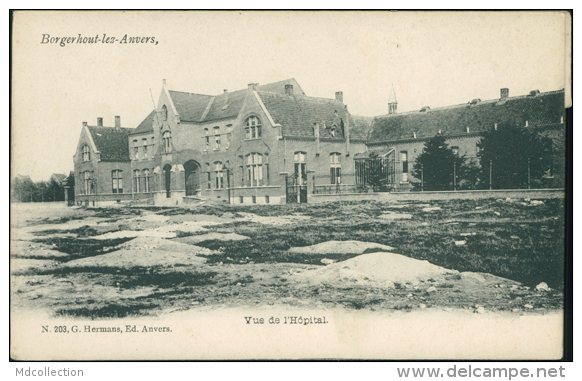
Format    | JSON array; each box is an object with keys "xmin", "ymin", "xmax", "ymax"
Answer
[{"xmin": 388, "ymin": 82, "xmax": 398, "ymax": 114}]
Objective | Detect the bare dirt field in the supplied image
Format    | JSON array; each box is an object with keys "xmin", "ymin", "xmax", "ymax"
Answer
[{"xmin": 10, "ymin": 198, "xmax": 564, "ymax": 320}]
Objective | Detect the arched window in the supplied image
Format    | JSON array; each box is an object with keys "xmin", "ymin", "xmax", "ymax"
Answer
[
  {"xmin": 214, "ymin": 162, "xmax": 224, "ymax": 189},
  {"xmin": 133, "ymin": 169, "xmax": 141, "ymax": 193},
  {"xmin": 245, "ymin": 116, "xmax": 262, "ymax": 139},
  {"xmin": 112, "ymin": 170, "xmax": 122, "ymax": 194},
  {"xmin": 143, "ymin": 169, "xmax": 150, "ymax": 193},
  {"xmin": 162, "ymin": 131, "xmax": 172, "ymax": 154},
  {"xmin": 245, "ymin": 153, "xmax": 263, "ymax": 186},
  {"xmin": 82, "ymin": 145, "xmax": 90, "ymax": 162},
  {"xmin": 162, "ymin": 105, "xmax": 168, "ymax": 121},
  {"xmin": 330, "ymin": 153, "xmax": 341, "ymax": 184}
]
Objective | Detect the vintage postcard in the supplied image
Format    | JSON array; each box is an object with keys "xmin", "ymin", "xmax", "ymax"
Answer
[{"xmin": 10, "ymin": 10, "xmax": 570, "ymax": 361}]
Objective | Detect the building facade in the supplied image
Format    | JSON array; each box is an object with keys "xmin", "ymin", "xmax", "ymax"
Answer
[
  {"xmin": 357, "ymin": 87, "xmax": 566, "ymax": 191},
  {"xmin": 73, "ymin": 80, "xmax": 566, "ymax": 206},
  {"xmin": 75, "ymin": 79, "xmax": 370, "ymax": 206}
]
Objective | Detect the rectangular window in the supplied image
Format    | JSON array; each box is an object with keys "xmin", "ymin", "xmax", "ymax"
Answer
[
  {"xmin": 112, "ymin": 170, "xmax": 122, "ymax": 194},
  {"xmin": 330, "ymin": 153, "xmax": 342, "ymax": 184},
  {"xmin": 239, "ymin": 196, "xmax": 244, "ymax": 204},
  {"xmin": 143, "ymin": 170, "xmax": 150, "ymax": 193},
  {"xmin": 133, "ymin": 170, "xmax": 141, "ymax": 193},
  {"xmin": 401, "ymin": 151, "xmax": 408, "ymax": 182},
  {"xmin": 214, "ymin": 127, "xmax": 221, "ymax": 150},
  {"xmin": 206, "ymin": 163, "xmax": 211, "ymax": 189},
  {"xmin": 226, "ymin": 125, "xmax": 232, "ymax": 149},
  {"xmin": 215, "ymin": 162, "xmax": 224, "ymax": 189},
  {"xmin": 133, "ymin": 140, "xmax": 139, "ymax": 159},
  {"xmin": 265, "ymin": 195, "xmax": 270, "ymax": 204},
  {"xmin": 252, "ymin": 196, "xmax": 256, "ymax": 204},
  {"xmin": 264, "ymin": 154, "xmax": 270, "ymax": 185},
  {"xmin": 143, "ymin": 139, "xmax": 148, "ymax": 158}
]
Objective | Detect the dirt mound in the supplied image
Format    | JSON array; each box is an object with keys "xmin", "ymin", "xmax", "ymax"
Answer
[
  {"xmin": 10, "ymin": 241, "xmax": 68, "ymax": 259},
  {"xmin": 118, "ymin": 236, "xmax": 218, "ymax": 254},
  {"xmin": 173, "ymin": 232, "xmax": 250, "ymax": 245},
  {"xmin": 295, "ymin": 252, "xmax": 457, "ymax": 286},
  {"xmin": 11, "ymin": 258, "xmax": 59, "ymax": 273},
  {"xmin": 288, "ymin": 240, "xmax": 394, "ymax": 255},
  {"xmin": 64, "ymin": 248, "xmax": 208, "ymax": 269}
]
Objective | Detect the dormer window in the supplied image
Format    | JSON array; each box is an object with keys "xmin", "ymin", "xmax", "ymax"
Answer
[
  {"xmin": 162, "ymin": 105, "xmax": 168, "ymax": 121},
  {"xmin": 82, "ymin": 145, "xmax": 90, "ymax": 162},
  {"xmin": 331, "ymin": 125, "xmax": 337, "ymax": 137}
]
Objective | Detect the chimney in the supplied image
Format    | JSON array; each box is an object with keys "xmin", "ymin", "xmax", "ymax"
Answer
[
  {"xmin": 223, "ymin": 89, "xmax": 229, "ymax": 103},
  {"xmin": 115, "ymin": 116, "xmax": 121, "ymax": 129},
  {"xmin": 248, "ymin": 83, "xmax": 258, "ymax": 91},
  {"xmin": 285, "ymin": 84, "xmax": 294, "ymax": 96},
  {"xmin": 500, "ymin": 88, "xmax": 509, "ymax": 99},
  {"xmin": 162, "ymin": 79, "xmax": 167, "ymax": 87},
  {"xmin": 335, "ymin": 91, "xmax": 343, "ymax": 103},
  {"xmin": 97, "ymin": 117, "xmax": 103, "ymax": 127}
]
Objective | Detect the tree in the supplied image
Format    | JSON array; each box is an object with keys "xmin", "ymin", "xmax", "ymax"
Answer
[
  {"xmin": 411, "ymin": 134, "xmax": 467, "ymax": 191},
  {"xmin": 477, "ymin": 122, "xmax": 553, "ymax": 189}
]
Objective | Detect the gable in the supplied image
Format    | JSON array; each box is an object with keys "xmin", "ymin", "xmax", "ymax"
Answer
[{"xmin": 87, "ymin": 126, "xmax": 132, "ymax": 162}]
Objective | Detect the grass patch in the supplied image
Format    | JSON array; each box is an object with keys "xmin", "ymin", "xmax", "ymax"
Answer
[
  {"xmin": 31, "ymin": 237, "xmax": 134, "ymax": 261},
  {"xmin": 55, "ymin": 303, "xmax": 160, "ymax": 319},
  {"xmin": 119, "ymin": 271, "xmax": 217, "ymax": 289}
]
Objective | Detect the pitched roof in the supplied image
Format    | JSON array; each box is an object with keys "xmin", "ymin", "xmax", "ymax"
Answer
[
  {"xmin": 258, "ymin": 91, "xmax": 359, "ymax": 139},
  {"xmin": 131, "ymin": 109, "xmax": 156, "ymax": 135},
  {"xmin": 351, "ymin": 115, "xmax": 373, "ymax": 140},
  {"xmin": 202, "ymin": 89, "xmax": 248, "ymax": 122},
  {"xmin": 50, "ymin": 173, "xmax": 67, "ymax": 183},
  {"xmin": 167, "ymin": 78, "xmax": 307, "ymax": 124},
  {"xmin": 87, "ymin": 126, "xmax": 132, "ymax": 162},
  {"xmin": 368, "ymin": 89, "xmax": 565, "ymax": 143},
  {"xmin": 168, "ymin": 91, "xmax": 214, "ymax": 122},
  {"xmin": 257, "ymin": 78, "xmax": 306, "ymax": 97}
]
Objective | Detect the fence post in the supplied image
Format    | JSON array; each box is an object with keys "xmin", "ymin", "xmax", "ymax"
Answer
[
  {"xmin": 453, "ymin": 162, "xmax": 457, "ymax": 191},
  {"xmin": 489, "ymin": 160, "xmax": 493, "ymax": 190},
  {"xmin": 528, "ymin": 158, "xmax": 531, "ymax": 189},
  {"xmin": 421, "ymin": 164, "xmax": 424, "ymax": 192}
]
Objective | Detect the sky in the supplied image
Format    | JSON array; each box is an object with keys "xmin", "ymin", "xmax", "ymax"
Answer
[{"xmin": 11, "ymin": 11, "xmax": 569, "ymax": 181}]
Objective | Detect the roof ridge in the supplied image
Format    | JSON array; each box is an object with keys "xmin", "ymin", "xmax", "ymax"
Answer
[
  {"xmin": 257, "ymin": 91, "xmax": 341, "ymax": 104},
  {"xmin": 168, "ymin": 90, "xmax": 213, "ymax": 97},
  {"xmin": 375, "ymin": 88, "xmax": 565, "ymax": 119}
]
